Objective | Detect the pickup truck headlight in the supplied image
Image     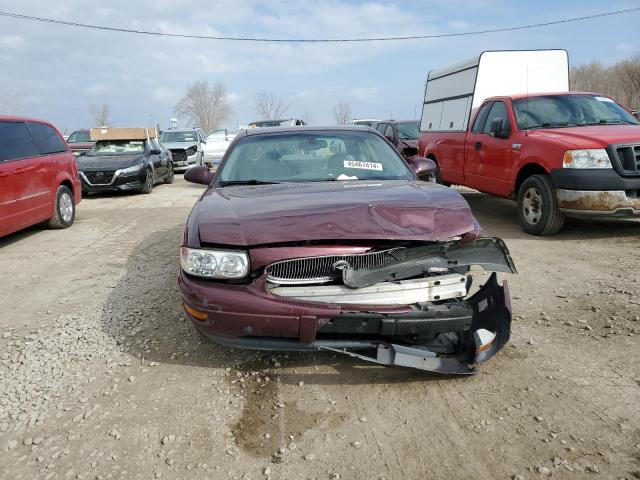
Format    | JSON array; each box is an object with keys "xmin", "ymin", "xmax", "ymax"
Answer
[
  {"xmin": 180, "ymin": 247, "xmax": 249, "ymax": 279},
  {"xmin": 118, "ymin": 164, "xmax": 144, "ymax": 175},
  {"xmin": 563, "ymin": 149, "xmax": 612, "ymax": 169}
]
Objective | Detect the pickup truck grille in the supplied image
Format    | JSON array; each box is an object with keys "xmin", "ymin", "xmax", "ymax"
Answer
[
  {"xmin": 170, "ymin": 149, "xmax": 187, "ymax": 162},
  {"xmin": 265, "ymin": 248, "xmax": 407, "ymax": 285},
  {"xmin": 611, "ymin": 144, "xmax": 640, "ymax": 177},
  {"xmin": 83, "ymin": 170, "xmax": 116, "ymax": 185}
]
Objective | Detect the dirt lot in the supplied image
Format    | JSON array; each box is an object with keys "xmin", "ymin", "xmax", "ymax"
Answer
[{"xmin": 1, "ymin": 176, "xmax": 639, "ymax": 480}]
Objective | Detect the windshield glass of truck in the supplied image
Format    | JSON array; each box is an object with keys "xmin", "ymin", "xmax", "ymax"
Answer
[
  {"xmin": 218, "ymin": 131, "xmax": 413, "ymax": 184},
  {"xmin": 396, "ymin": 122, "xmax": 419, "ymax": 139},
  {"xmin": 91, "ymin": 140, "xmax": 145, "ymax": 155},
  {"xmin": 513, "ymin": 94, "xmax": 640, "ymax": 130}
]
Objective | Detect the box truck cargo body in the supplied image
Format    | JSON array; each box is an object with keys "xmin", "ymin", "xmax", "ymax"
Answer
[{"xmin": 420, "ymin": 50, "xmax": 569, "ymax": 133}]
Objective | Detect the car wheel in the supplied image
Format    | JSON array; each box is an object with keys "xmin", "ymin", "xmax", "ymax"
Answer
[
  {"xmin": 164, "ymin": 163, "xmax": 175, "ymax": 184},
  {"xmin": 517, "ymin": 174, "xmax": 565, "ymax": 236},
  {"xmin": 140, "ymin": 169, "xmax": 154, "ymax": 194},
  {"xmin": 48, "ymin": 185, "xmax": 75, "ymax": 229},
  {"xmin": 427, "ymin": 158, "xmax": 449, "ymax": 186}
]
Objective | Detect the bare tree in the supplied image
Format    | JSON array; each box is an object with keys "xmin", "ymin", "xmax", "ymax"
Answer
[
  {"xmin": 253, "ymin": 91, "xmax": 289, "ymax": 120},
  {"xmin": 570, "ymin": 52, "xmax": 640, "ymax": 109},
  {"xmin": 89, "ymin": 104, "xmax": 110, "ymax": 127},
  {"xmin": 299, "ymin": 112, "xmax": 313, "ymax": 125},
  {"xmin": 333, "ymin": 102, "xmax": 352, "ymax": 125},
  {"xmin": 175, "ymin": 80, "xmax": 232, "ymax": 134}
]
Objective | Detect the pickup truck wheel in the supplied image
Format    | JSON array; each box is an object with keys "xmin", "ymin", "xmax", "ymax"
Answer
[
  {"xmin": 428, "ymin": 160, "xmax": 450, "ymax": 187},
  {"xmin": 48, "ymin": 185, "xmax": 75, "ymax": 229},
  {"xmin": 140, "ymin": 169, "xmax": 154, "ymax": 194},
  {"xmin": 517, "ymin": 175, "xmax": 564, "ymax": 236}
]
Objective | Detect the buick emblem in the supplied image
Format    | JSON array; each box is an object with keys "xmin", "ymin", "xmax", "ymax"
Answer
[{"xmin": 332, "ymin": 260, "xmax": 350, "ymax": 271}]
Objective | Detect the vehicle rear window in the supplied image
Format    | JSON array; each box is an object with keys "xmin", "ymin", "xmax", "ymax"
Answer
[
  {"xmin": 67, "ymin": 130, "xmax": 91, "ymax": 143},
  {"xmin": 27, "ymin": 122, "xmax": 67, "ymax": 155},
  {"xmin": 0, "ymin": 121, "xmax": 40, "ymax": 162}
]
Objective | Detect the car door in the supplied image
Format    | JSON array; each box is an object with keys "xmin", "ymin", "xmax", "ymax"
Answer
[
  {"xmin": 148, "ymin": 139, "xmax": 165, "ymax": 180},
  {"xmin": 0, "ymin": 121, "xmax": 42, "ymax": 234},
  {"xmin": 26, "ymin": 121, "xmax": 67, "ymax": 217},
  {"xmin": 463, "ymin": 100, "xmax": 518, "ymax": 196}
]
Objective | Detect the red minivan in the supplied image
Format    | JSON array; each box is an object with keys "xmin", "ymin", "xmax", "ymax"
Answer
[{"xmin": 0, "ymin": 116, "xmax": 82, "ymax": 238}]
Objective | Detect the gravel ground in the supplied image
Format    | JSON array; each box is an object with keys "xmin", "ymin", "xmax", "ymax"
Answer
[{"xmin": 0, "ymin": 177, "xmax": 639, "ymax": 480}]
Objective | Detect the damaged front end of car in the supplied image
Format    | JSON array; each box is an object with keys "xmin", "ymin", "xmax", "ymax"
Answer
[{"xmin": 263, "ymin": 237, "xmax": 516, "ymax": 375}]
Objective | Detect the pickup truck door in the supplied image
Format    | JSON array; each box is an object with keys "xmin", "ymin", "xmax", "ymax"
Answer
[{"xmin": 464, "ymin": 100, "xmax": 518, "ymax": 197}]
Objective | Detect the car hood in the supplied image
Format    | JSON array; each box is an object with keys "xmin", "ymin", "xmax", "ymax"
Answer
[
  {"xmin": 68, "ymin": 142, "xmax": 94, "ymax": 150},
  {"xmin": 189, "ymin": 180, "xmax": 478, "ymax": 247},
  {"xmin": 77, "ymin": 154, "xmax": 144, "ymax": 171},
  {"xmin": 163, "ymin": 142, "xmax": 198, "ymax": 150},
  {"xmin": 527, "ymin": 125, "xmax": 640, "ymax": 148},
  {"xmin": 398, "ymin": 139, "xmax": 418, "ymax": 148}
]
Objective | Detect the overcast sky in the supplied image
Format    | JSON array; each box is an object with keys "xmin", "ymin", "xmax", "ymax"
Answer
[{"xmin": 0, "ymin": 0, "xmax": 638, "ymax": 132}]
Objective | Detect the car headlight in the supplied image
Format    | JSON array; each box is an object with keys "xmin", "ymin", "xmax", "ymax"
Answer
[
  {"xmin": 180, "ymin": 247, "xmax": 249, "ymax": 279},
  {"xmin": 118, "ymin": 164, "xmax": 144, "ymax": 175},
  {"xmin": 186, "ymin": 147, "xmax": 197, "ymax": 156},
  {"xmin": 563, "ymin": 149, "xmax": 612, "ymax": 169}
]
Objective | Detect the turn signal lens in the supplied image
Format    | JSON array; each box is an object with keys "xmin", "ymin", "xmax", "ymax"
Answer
[{"xmin": 184, "ymin": 304, "xmax": 208, "ymax": 321}]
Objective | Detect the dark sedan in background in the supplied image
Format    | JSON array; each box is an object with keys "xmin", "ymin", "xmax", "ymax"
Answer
[
  {"xmin": 78, "ymin": 136, "xmax": 174, "ymax": 195},
  {"xmin": 179, "ymin": 126, "xmax": 516, "ymax": 374}
]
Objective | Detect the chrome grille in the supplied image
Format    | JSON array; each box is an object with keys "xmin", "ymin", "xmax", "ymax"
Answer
[
  {"xmin": 83, "ymin": 170, "xmax": 116, "ymax": 185},
  {"xmin": 265, "ymin": 248, "xmax": 407, "ymax": 285}
]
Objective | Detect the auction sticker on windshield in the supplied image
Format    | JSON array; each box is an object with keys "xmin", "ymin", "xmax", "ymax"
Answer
[{"xmin": 344, "ymin": 160, "xmax": 383, "ymax": 171}]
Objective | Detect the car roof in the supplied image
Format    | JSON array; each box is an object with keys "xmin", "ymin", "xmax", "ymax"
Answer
[
  {"xmin": 238, "ymin": 125, "xmax": 376, "ymax": 138},
  {"xmin": 164, "ymin": 128, "xmax": 200, "ymax": 132},
  {"xmin": 502, "ymin": 91, "xmax": 604, "ymax": 101},
  {"xmin": 0, "ymin": 115, "xmax": 56, "ymax": 124}
]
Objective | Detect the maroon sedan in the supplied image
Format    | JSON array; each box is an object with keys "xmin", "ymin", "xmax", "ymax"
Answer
[{"xmin": 179, "ymin": 126, "xmax": 516, "ymax": 374}]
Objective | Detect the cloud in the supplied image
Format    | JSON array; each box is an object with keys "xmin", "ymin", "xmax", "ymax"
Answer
[{"xmin": 0, "ymin": 34, "xmax": 25, "ymax": 49}]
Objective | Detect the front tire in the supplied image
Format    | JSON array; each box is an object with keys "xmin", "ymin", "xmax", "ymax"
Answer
[
  {"xmin": 517, "ymin": 174, "xmax": 565, "ymax": 236},
  {"xmin": 140, "ymin": 169, "xmax": 154, "ymax": 194},
  {"xmin": 164, "ymin": 163, "xmax": 174, "ymax": 184},
  {"xmin": 48, "ymin": 185, "xmax": 75, "ymax": 229}
]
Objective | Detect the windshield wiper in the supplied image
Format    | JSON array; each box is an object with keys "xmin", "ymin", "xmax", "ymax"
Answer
[
  {"xmin": 527, "ymin": 121, "xmax": 581, "ymax": 129},
  {"xmin": 218, "ymin": 179, "xmax": 282, "ymax": 186},
  {"xmin": 582, "ymin": 119, "xmax": 636, "ymax": 126}
]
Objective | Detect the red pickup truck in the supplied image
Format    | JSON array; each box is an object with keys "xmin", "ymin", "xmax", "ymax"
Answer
[{"xmin": 420, "ymin": 92, "xmax": 640, "ymax": 235}]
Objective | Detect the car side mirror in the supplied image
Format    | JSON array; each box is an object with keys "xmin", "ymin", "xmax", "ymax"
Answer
[
  {"xmin": 184, "ymin": 165, "xmax": 214, "ymax": 185},
  {"xmin": 407, "ymin": 156, "xmax": 436, "ymax": 177},
  {"xmin": 489, "ymin": 118, "xmax": 510, "ymax": 139},
  {"xmin": 78, "ymin": 151, "xmax": 87, "ymax": 157},
  {"xmin": 149, "ymin": 148, "xmax": 162, "ymax": 155}
]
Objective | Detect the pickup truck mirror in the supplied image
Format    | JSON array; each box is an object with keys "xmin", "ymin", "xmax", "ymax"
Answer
[
  {"xmin": 489, "ymin": 118, "xmax": 510, "ymax": 139},
  {"xmin": 184, "ymin": 165, "xmax": 215, "ymax": 185},
  {"xmin": 407, "ymin": 156, "xmax": 436, "ymax": 177}
]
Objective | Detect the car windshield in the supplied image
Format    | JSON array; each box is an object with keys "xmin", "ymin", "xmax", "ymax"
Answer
[
  {"xmin": 68, "ymin": 131, "xmax": 91, "ymax": 143},
  {"xmin": 90, "ymin": 140, "xmax": 145, "ymax": 155},
  {"xmin": 218, "ymin": 131, "xmax": 413, "ymax": 185},
  {"xmin": 396, "ymin": 122, "xmax": 419, "ymax": 139},
  {"xmin": 160, "ymin": 131, "xmax": 198, "ymax": 143},
  {"xmin": 513, "ymin": 94, "xmax": 640, "ymax": 130}
]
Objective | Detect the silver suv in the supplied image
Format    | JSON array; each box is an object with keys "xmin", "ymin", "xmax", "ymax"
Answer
[{"xmin": 159, "ymin": 128, "xmax": 206, "ymax": 172}]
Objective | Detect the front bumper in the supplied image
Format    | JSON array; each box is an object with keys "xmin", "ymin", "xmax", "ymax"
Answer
[
  {"xmin": 79, "ymin": 171, "xmax": 144, "ymax": 193},
  {"xmin": 556, "ymin": 189, "xmax": 640, "ymax": 216},
  {"xmin": 179, "ymin": 270, "xmax": 512, "ymax": 374},
  {"xmin": 173, "ymin": 152, "xmax": 200, "ymax": 171}
]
